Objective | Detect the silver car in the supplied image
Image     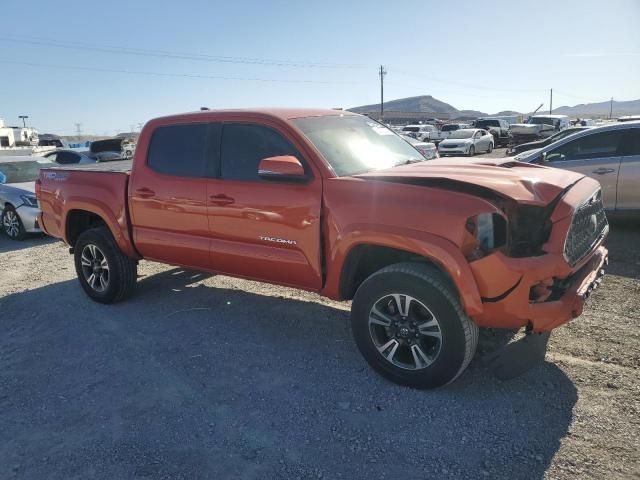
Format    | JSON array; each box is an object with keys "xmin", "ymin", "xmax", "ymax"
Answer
[
  {"xmin": 438, "ymin": 129, "xmax": 494, "ymax": 156},
  {"xmin": 0, "ymin": 156, "xmax": 54, "ymax": 240},
  {"xmin": 514, "ymin": 121, "xmax": 640, "ymax": 213}
]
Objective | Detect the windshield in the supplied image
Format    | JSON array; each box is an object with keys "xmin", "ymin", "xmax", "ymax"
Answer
[
  {"xmin": 0, "ymin": 160, "xmax": 52, "ymax": 184},
  {"xmin": 448, "ymin": 130, "xmax": 474, "ymax": 139},
  {"xmin": 402, "ymin": 126, "xmax": 420, "ymax": 132},
  {"xmin": 292, "ymin": 115, "xmax": 423, "ymax": 176},
  {"xmin": 441, "ymin": 124, "xmax": 459, "ymax": 132},
  {"xmin": 475, "ymin": 120, "xmax": 500, "ymax": 128},
  {"xmin": 528, "ymin": 117, "xmax": 559, "ymax": 127}
]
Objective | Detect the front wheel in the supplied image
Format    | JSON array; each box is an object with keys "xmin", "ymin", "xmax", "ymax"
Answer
[
  {"xmin": 487, "ymin": 142, "xmax": 493, "ymax": 153},
  {"xmin": 351, "ymin": 263, "xmax": 478, "ymax": 389},
  {"xmin": 467, "ymin": 145, "xmax": 476, "ymax": 156},
  {"xmin": 74, "ymin": 227, "xmax": 137, "ymax": 304}
]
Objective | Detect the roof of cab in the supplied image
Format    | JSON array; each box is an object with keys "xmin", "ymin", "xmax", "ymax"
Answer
[{"xmin": 150, "ymin": 108, "xmax": 359, "ymax": 124}]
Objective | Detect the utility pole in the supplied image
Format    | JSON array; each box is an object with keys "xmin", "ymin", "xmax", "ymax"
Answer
[
  {"xmin": 379, "ymin": 65, "xmax": 387, "ymax": 122},
  {"xmin": 549, "ymin": 88, "xmax": 553, "ymax": 114},
  {"xmin": 74, "ymin": 123, "xmax": 83, "ymax": 137},
  {"xmin": 609, "ymin": 97, "xmax": 613, "ymax": 119},
  {"xmin": 18, "ymin": 115, "xmax": 29, "ymax": 128}
]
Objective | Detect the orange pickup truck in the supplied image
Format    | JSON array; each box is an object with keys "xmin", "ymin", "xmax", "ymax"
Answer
[{"xmin": 36, "ymin": 109, "xmax": 608, "ymax": 388}]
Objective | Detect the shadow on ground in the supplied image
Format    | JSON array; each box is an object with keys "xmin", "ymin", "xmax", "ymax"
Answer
[
  {"xmin": 0, "ymin": 234, "xmax": 56, "ymax": 254},
  {"xmin": 605, "ymin": 218, "xmax": 640, "ymax": 280},
  {"xmin": 1, "ymin": 268, "xmax": 576, "ymax": 479}
]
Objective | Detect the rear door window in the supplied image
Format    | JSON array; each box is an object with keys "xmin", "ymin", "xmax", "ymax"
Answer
[
  {"xmin": 618, "ymin": 128, "xmax": 640, "ymax": 156},
  {"xmin": 55, "ymin": 152, "xmax": 80, "ymax": 164},
  {"xmin": 147, "ymin": 123, "xmax": 207, "ymax": 177}
]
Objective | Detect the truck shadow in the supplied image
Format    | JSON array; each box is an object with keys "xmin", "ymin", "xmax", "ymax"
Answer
[
  {"xmin": 0, "ymin": 234, "xmax": 56, "ymax": 254},
  {"xmin": 1, "ymin": 268, "xmax": 576, "ymax": 479},
  {"xmin": 605, "ymin": 219, "xmax": 640, "ymax": 280}
]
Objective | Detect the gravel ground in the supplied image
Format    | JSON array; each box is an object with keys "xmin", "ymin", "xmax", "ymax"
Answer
[{"xmin": 1, "ymin": 180, "xmax": 639, "ymax": 479}]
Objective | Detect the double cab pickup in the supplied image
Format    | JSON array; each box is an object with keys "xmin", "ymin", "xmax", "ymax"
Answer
[{"xmin": 37, "ymin": 109, "xmax": 608, "ymax": 388}]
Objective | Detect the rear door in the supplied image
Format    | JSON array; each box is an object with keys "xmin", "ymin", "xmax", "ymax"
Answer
[
  {"xmin": 206, "ymin": 122, "xmax": 323, "ymax": 290},
  {"xmin": 128, "ymin": 122, "xmax": 214, "ymax": 268},
  {"xmin": 616, "ymin": 127, "xmax": 640, "ymax": 211},
  {"xmin": 544, "ymin": 129, "xmax": 626, "ymax": 209}
]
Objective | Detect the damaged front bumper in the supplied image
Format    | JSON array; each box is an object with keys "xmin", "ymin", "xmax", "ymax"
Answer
[{"xmin": 470, "ymin": 245, "xmax": 608, "ymax": 333}]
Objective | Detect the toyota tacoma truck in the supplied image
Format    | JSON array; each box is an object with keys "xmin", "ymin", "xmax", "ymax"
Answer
[{"xmin": 36, "ymin": 109, "xmax": 609, "ymax": 389}]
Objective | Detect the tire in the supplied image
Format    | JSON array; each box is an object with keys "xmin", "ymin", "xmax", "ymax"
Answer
[
  {"xmin": 487, "ymin": 142, "xmax": 493, "ymax": 153},
  {"xmin": 351, "ymin": 262, "xmax": 478, "ymax": 389},
  {"xmin": 468, "ymin": 145, "xmax": 475, "ymax": 157},
  {"xmin": 1, "ymin": 205, "xmax": 27, "ymax": 240},
  {"xmin": 74, "ymin": 227, "xmax": 137, "ymax": 304}
]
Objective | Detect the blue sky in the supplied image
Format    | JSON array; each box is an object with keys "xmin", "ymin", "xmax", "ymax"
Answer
[{"xmin": 2, "ymin": 0, "xmax": 639, "ymax": 135}]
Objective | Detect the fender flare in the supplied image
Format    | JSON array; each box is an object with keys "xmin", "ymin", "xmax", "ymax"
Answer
[
  {"xmin": 62, "ymin": 198, "xmax": 138, "ymax": 259},
  {"xmin": 324, "ymin": 225, "xmax": 484, "ymax": 316}
]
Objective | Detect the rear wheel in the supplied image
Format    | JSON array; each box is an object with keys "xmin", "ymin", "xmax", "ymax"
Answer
[
  {"xmin": 74, "ymin": 227, "xmax": 137, "ymax": 304},
  {"xmin": 1, "ymin": 205, "xmax": 26, "ymax": 240},
  {"xmin": 351, "ymin": 263, "xmax": 478, "ymax": 389},
  {"xmin": 487, "ymin": 142, "xmax": 493, "ymax": 153}
]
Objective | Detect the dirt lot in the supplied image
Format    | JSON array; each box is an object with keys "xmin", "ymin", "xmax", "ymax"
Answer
[{"xmin": 1, "ymin": 171, "xmax": 639, "ymax": 478}]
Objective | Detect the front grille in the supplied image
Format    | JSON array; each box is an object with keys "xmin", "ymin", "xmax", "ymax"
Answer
[
  {"xmin": 442, "ymin": 144, "xmax": 459, "ymax": 148},
  {"xmin": 564, "ymin": 190, "xmax": 607, "ymax": 266}
]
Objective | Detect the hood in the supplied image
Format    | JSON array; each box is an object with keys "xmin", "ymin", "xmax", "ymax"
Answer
[
  {"xmin": 354, "ymin": 158, "xmax": 584, "ymax": 206},
  {"xmin": 439, "ymin": 137, "xmax": 471, "ymax": 145},
  {"xmin": 1, "ymin": 181, "xmax": 35, "ymax": 194}
]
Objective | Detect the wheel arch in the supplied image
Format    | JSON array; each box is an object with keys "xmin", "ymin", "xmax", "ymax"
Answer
[
  {"xmin": 329, "ymin": 232, "xmax": 484, "ymax": 316},
  {"xmin": 62, "ymin": 203, "xmax": 138, "ymax": 258}
]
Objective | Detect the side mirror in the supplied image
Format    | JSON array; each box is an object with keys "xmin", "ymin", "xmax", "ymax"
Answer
[
  {"xmin": 258, "ymin": 155, "xmax": 307, "ymax": 182},
  {"xmin": 541, "ymin": 152, "xmax": 548, "ymax": 163}
]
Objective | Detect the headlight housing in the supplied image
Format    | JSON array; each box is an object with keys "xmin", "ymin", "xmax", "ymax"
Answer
[
  {"xmin": 20, "ymin": 194, "xmax": 38, "ymax": 208},
  {"xmin": 461, "ymin": 213, "xmax": 507, "ymax": 261}
]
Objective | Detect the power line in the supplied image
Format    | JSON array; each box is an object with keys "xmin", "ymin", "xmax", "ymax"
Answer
[
  {"xmin": 4, "ymin": 60, "xmax": 365, "ymax": 85},
  {"xmin": 0, "ymin": 34, "xmax": 365, "ymax": 69},
  {"xmin": 391, "ymin": 68, "xmax": 546, "ymax": 93}
]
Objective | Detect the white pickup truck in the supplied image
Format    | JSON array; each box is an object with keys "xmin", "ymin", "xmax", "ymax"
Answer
[{"xmin": 509, "ymin": 115, "xmax": 570, "ymax": 143}]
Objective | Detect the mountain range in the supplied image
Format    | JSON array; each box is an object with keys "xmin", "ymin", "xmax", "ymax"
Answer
[{"xmin": 349, "ymin": 95, "xmax": 640, "ymax": 118}]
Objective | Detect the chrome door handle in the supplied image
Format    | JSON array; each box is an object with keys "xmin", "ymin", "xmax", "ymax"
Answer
[{"xmin": 592, "ymin": 168, "xmax": 615, "ymax": 175}]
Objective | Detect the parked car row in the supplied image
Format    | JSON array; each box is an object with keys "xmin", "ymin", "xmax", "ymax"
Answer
[{"xmin": 400, "ymin": 123, "xmax": 470, "ymax": 143}]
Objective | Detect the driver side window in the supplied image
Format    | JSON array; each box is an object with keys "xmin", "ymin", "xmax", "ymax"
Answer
[{"xmin": 546, "ymin": 130, "xmax": 625, "ymax": 162}]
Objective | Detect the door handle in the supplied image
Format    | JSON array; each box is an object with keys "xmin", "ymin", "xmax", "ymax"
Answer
[
  {"xmin": 209, "ymin": 194, "xmax": 235, "ymax": 206},
  {"xmin": 135, "ymin": 187, "xmax": 155, "ymax": 198},
  {"xmin": 592, "ymin": 168, "xmax": 615, "ymax": 175}
]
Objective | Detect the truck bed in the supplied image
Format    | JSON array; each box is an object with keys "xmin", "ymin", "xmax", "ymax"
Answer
[{"xmin": 49, "ymin": 159, "xmax": 132, "ymax": 173}]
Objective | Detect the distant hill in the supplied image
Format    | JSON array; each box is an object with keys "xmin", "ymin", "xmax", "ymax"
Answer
[
  {"xmin": 349, "ymin": 95, "xmax": 465, "ymax": 115},
  {"xmin": 552, "ymin": 99, "xmax": 640, "ymax": 117},
  {"xmin": 349, "ymin": 95, "xmax": 640, "ymax": 119}
]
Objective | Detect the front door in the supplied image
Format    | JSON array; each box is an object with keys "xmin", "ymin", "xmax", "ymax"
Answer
[
  {"xmin": 206, "ymin": 122, "xmax": 323, "ymax": 290},
  {"xmin": 545, "ymin": 129, "xmax": 626, "ymax": 209}
]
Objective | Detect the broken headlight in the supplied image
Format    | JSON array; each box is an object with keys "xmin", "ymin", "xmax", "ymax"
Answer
[{"xmin": 462, "ymin": 212, "xmax": 507, "ymax": 261}]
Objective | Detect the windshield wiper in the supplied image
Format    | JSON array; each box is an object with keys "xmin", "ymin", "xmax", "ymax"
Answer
[{"xmin": 395, "ymin": 158, "xmax": 424, "ymax": 166}]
